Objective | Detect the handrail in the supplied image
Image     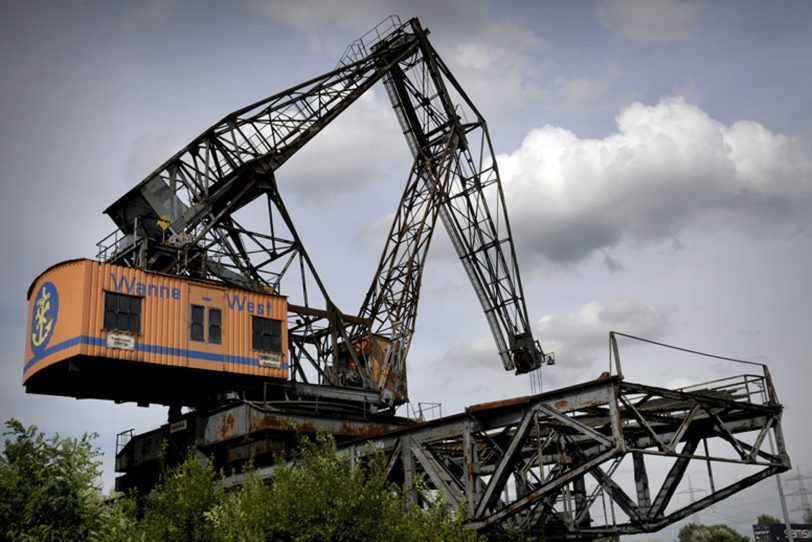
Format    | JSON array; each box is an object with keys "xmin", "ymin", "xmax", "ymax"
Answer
[{"xmin": 609, "ymin": 331, "xmax": 779, "ymax": 405}]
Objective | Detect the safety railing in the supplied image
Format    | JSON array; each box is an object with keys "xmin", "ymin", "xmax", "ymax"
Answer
[
  {"xmin": 609, "ymin": 331, "xmax": 779, "ymax": 405},
  {"xmin": 336, "ymin": 15, "xmax": 404, "ymax": 67},
  {"xmin": 115, "ymin": 428, "xmax": 134, "ymax": 456},
  {"xmin": 406, "ymin": 401, "xmax": 443, "ymax": 422}
]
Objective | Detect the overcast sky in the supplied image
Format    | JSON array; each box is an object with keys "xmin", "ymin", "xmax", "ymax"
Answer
[{"xmin": 2, "ymin": 0, "xmax": 812, "ymax": 537}]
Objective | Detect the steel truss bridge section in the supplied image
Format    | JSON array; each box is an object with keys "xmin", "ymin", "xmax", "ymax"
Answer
[
  {"xmin": 117, "ymin": 336, "xmax": 789, "ymax": 538},
  {"xmin": 339, "ymin": 371, "xmax": 788, "ymax": 539}
]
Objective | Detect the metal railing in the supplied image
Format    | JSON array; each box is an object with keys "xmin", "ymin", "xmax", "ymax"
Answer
[
  {"xmin": 336, "ymin": 15, "xmax": 404, "ymax": 67},
  {"xmin": 96, "ymin": 217, "xmax": 141, "ymax": 262},
  {"xmin": 115, "ymin": 428, "xmax": 134, "ymax": 456},
  {"xmin": 406, "ymin": 401, "xmax": 443, "ymax": 422},
  {"xmin": 609, "ymin": 331, "xmax": 779, "ymax": 405}
]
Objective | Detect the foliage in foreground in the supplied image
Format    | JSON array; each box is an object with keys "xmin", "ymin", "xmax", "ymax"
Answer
[
  {"xmin": 206, "ymin": 434, "xmax": 481, "ymax": 542},
  {"xmin": 677, "ymin": 523, "xmax": 750, "ymax": 542},
  {"xmin": 0, "ymin": 419, "xmax": 102, "ymax": 542},
  {"xmin": 3, "ymin": 419, "xmax": 781, "ymax": 542},
  {"xmin": 756, "ymin": 514, "xmax": 782, "ymax": 526},
  {"xmin": 0, "ymin": 420, "xmax": 481, "ymax": 542}
]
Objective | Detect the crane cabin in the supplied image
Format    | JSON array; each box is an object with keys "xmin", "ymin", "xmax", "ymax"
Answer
[{"xmin": 25, "ymin": 259, "xmax": 288, "ymax": 406}]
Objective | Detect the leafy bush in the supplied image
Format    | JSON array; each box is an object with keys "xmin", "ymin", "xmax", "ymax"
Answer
[
  {"xmin": 677, "ymin": 523, "xmax": 750, "ymax": 542},
  {"xmin": 140, "ymin": 448, "xmax": 222, "ymax": 542},
  {"xmin": 1, "ymin": 419, "xmax": 482, "ymax": 541},
  {"xmin": 0, "ymin": 419, "xmax": 102, "ymax": 542},
  {"xmin": 206, "ymin": 434, "xmax": 481, "ymax": 542}
]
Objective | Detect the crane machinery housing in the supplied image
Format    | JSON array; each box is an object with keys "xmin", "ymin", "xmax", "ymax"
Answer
[{"xmin": 24, "ymin": 16, "xmax": 790, "ymax": 539}]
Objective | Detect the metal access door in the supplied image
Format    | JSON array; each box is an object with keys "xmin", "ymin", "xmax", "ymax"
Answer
[{"xmin": 187, "ymin": 285, "xmax": 226, "ymax": 371}]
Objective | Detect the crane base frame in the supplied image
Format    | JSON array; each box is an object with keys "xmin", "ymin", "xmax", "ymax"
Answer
[{"xmin": 116, "ymin": 372, "xmax": 787, "ymax": 539}]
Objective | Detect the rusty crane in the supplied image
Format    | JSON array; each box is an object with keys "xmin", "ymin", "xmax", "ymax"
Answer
[{"xmin": 25, "ymin": 16, "xmax": 789, "ymax": 540}]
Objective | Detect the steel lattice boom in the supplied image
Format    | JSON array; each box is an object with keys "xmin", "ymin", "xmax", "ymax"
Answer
[{"xmin": 98, "ymin": 16, "xmax": 550, "ymax": 408}]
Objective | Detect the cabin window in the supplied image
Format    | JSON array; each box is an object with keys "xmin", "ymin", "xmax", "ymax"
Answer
[
  {"xmin": 252, "ymin": 316, "xmax": 282, "ymax": 353},
  {"xmin": 190, "ymin": 305, "xmax": 205, "ymax": 342},
  {"xmin": 208, "ymin": 308, "xmax": 222, "ymax": 344},
  {"xmin": 104, "ymin": 292, "xmax": 142, "ymax": 334}
]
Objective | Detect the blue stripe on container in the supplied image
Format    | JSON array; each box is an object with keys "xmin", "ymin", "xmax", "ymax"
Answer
[{"xmin": 24, "ymin": 335, "xmax": 288, "ymax": 373}]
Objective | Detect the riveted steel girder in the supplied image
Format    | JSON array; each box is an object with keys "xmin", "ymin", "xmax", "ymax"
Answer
[{"xmin": 338, "ymin": 373, "xmax": 789, "ymax": 540}]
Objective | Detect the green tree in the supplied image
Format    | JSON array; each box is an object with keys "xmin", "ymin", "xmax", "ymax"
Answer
[
  {"xmin": 206, "ymin": 433, "xmax": 482, "ymax": 542},
  {"xmin": 0, "ymin": 419, "xmax": 102, "ymax": 542},
  {"xmin": 0, "ymin": 419, "xmax": 486, "ymax": 541},
  {"xmin": 204, "ymin": 469, "xmax": 271, "ymax": 542},
  {"xmin": 756, "ymin": 514, "xmax": 782, "ymax": 526},
  {"xmin": 139, "ymin": 448, "xmax": 222, "ymax": 542},
  {"xmin": 90, "ymin": 495, "xmax": 143, "ymax": 542},
  {"xmin": 678, "ymin": 523, "xmax": 750, "ymax": 542}
]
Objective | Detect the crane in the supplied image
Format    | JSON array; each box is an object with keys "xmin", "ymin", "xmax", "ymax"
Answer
[
  {"xmin": 99, "ymin": 16, "xmax": 551, "ymax": 411},
  {"xmin": 26, "ymin": 17, "xmax": 788, "ymax": 538}
]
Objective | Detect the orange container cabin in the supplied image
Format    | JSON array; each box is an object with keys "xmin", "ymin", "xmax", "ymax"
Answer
[{"xmin": 24, "ymin": 259, "xmax": 288, "ymax": 406}]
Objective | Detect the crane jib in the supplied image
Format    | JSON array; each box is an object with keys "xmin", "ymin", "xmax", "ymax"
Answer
[{"xmin": 96, "ymin": 15, "xmax": 549, "ymax": 408}]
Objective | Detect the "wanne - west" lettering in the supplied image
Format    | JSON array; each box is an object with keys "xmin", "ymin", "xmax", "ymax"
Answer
[
  {"xmin": 110, "ymin": 273, "xmax": 277, "ymax": 315},
  {"xmin": 110, "ymin": 273, "xmax": 181, "ymax": 300},
  {"xmin": 226, "ymin": 294, "xmax": 276, "ymax": 315}
]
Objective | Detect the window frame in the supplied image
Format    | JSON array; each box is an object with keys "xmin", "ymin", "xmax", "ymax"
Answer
[
  {"xmin": 190, "ymin": 304, "xmax": 205, "ymax": 342},
  {"xmin": 103, "ymin": 292, "xmax": 142, "ymax": 335},
  {"xmin": 208, "ymin": 307, "xmax": 222, "ymax": 345},
  {"xmin": 251, "ymin": 316, "xmax": 282, "ymax": 353}
]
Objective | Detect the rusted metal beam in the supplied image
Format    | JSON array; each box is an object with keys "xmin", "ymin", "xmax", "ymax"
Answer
[
  {"xmin": 650, "ymin": 437, "xmax": 700, "ymax": 517},
  {"xmin": 118, "ymin": 373, "xmax": 789, "ymax": 542},
  {"xmin": 476, "ymin": 406, "xmax": 536, "ymax": 516}
]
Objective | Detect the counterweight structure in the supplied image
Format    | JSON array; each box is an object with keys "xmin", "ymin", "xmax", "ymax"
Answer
[{"xmin": 26, "ymin": 16, "xmax": 789, "ymax": 539}]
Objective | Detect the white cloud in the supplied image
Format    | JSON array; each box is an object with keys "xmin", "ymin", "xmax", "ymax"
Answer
[
  {"xmin": 451, "ymin": 19, "xmax": 547, "ymax": 69},
  {"xmin": 277, "ymin": 90, "xmax": 406, "ymax": 200},
  {"xmin": 244, "ymin": 0, "xmax": 376, "ymax": 32},
  {"xmin": 499, "ymin": 97, "xmax": 812, "ymax": 264},
  {"xmin": 418, "ymin": 335, "xmax": 534, "ymax": 411},
  {"xmin": 554, "ymin": 74, "xmax": 612, "ymax": 110},
  {"xmin": 125, "ymin": 0, "xmax": 176, "ymax": 28},
  {"xmin": 123, "ymin": 130, "xmax": 188, "ymax": 184},
  {"xmin": 354, "ymin": 211, "xmax": 395, "ymax": 251},
  {"xmin": 253, "ymin": 2, "xmax": 553, "ymax": 118},
  {"xmin": 432, "ymin": 335, "xmax": 499, "ymax": 369},
  {"xmin": 421, "ymin": 299, "xmax": 670, "ymax": 398},
  {"xmin": 444, "ymin": 19, "xmax": 551, "ymax": 116},
  {"xmin": 595, "ymin": 0, "xmax": 703, "ymax": 44},
  {"xmin": 537, "ymin": 299, "xmax": 670, "ymax": 370},
  {"xmin": 247, "ymin": 0, "xmax": 491, "ymax": 35},
  {"xmin": 550, "ymin": 62, "xmax": 635, "ymax": 114}
]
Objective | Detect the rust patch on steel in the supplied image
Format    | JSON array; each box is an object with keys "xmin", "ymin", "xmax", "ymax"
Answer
[
  {"xmin": 220, "ymin": 413, "xmax": 237, "ymax": 439},
  {"xmin": 336, "ymin": 422, "xmax": 398, "ymax": 438},
  {"xmin": 247, "ymin": 410, "xmax": 403, "ymax": 438},
  {"xmin": 467, "ymin": 395, "xmax": 530, "ymax": 413},
  {"xmin": 559, "ymin": 453, "xmax": 573, "ymax": 465}
]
